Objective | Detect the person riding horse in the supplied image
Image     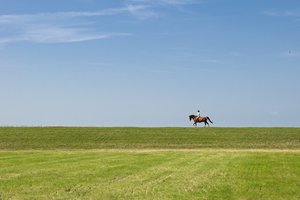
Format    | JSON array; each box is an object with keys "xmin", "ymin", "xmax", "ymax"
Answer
[{"xmin": 189, "ymin": 110, "xmax": 213, "ymax": 127}]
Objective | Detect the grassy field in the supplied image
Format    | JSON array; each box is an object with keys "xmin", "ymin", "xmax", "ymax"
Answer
[
  {"xmin": 0, "ymin": 127, "xmax": 299, "ymax": 149},
  {"xmin": 0, "ymin": 127, "xmax": 300, "ymax": 199}
]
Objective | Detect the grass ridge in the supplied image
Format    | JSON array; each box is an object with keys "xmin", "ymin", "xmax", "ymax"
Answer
[{"xmin": 0, "ymin": 127, "xmax": 299, "ymax": 150}]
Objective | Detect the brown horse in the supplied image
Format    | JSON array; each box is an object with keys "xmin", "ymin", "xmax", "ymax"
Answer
[{"xmin": 189, "ymin": 115, "xmax": 213, "ymax": 127}]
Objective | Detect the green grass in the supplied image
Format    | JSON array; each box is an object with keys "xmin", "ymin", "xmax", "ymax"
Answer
[
  {"xmin": 0, "ymin": 127, "xmax": 300, "ymax": 149},
  {"xmin": 0, "ymin": 127, "xmax": 300, "ymax": 199},
  {"xmin": 1, "ymin": 151, "xmax": 299, "ymax": 200}
]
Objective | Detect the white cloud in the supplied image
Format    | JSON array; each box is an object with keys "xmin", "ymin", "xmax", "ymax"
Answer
[
  {"xmin": 0, "ymin": 5, "xmax": 144, "ymax": 44},
  {"xmin": 23, "ymin": 27, "xmax": 112, "ymax": 43},
  {"xmin": 0, "ymin": 27, "xmax": 130, "ymax": 44},
  {"xmin": 125, "ymin": 4, "xmax": 159, "ymax": 19},
  {"xmin": 128, "ymin": 0, "xmax": 199, "ymax": 5},
  {"xmin": 124, "ymin": 0, "xmax": 204, "ymax": 20},
  {"xmin": 0, "ymin": 5, "xmax": 148, "ymax": 25}
]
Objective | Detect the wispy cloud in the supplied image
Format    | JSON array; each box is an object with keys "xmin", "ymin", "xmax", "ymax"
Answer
[
  {"xmin": 125, "ymin": 4, "xmax": 159, "ymax": 19},
  {"xmin": 263, "ymin": 8, "xmax": 300, "ymax": 25},
  {"xmin": 263, "ymin": 9, "xmax": 300, "ymax": 17},
  {"xmin": 0, "ymin": 5, "xmax": 149, "ymax": 25},
  {"xmin": 0, "ymin": 5, "xmax": 146, "ymax": 44},
  {"xmin": 17, "ymin": 27, "xmax": 130, "ymax": 43},
  {"xmin": 125, "ymin": 0, "xmax": 205, "ymax": 22},
  {"xmin": 129, "ymin": 0, "xmax": 196, "ymax": 5},
  {"xmin": 197, "ymin": 59, "xmax": 228, "ymax": 64},
  {"xmin": 129, "ymin": 0, "xmax": 202, "ymax": 5},
  {"xmin": 0, "ymin": 27, "xmax": 128, "ymax": 45}
]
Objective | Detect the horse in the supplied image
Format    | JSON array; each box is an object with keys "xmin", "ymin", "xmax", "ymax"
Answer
[{"xmin": 189, "ymin": 115, "xmax": 213, "ymax": 127}]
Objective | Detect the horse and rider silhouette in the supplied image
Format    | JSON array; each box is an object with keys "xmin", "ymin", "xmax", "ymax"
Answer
[{"xmin": 189, "ymin": 110, "xmax": 213, "ymax": 127}]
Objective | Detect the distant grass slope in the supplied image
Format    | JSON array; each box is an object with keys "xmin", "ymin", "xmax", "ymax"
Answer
[{"xmin": 0, "ymin": 127, "xmax": 299, "ymax": 150}]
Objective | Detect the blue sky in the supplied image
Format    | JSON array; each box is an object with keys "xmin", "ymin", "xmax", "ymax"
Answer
[{"xmin": 0, "ymin": 0, "xmax": 300, "ymax": 127}]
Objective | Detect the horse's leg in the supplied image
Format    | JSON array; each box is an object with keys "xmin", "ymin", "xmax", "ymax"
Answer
[{"xmin": 193, "ymin": 120, "xmax": 196, "ymax": 127}]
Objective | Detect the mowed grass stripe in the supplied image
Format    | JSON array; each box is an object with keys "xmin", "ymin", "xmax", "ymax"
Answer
[
  {"xmin": 0, "ymin": 151, "xmax": 299, "ymax": 200},
  {"xmin": 0, "ymin": 127, "xmax": 300, "ymax": 150}
]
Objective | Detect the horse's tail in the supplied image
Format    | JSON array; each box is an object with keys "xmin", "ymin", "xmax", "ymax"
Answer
[{"xmin": 207, "ymin": 117, "xmax": 213, "ymax": 124}]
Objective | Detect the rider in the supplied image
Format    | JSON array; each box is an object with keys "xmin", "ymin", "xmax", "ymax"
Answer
[{"xmin": 197, "ymin": 110, "xmax": 201, "ymax": 118}]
